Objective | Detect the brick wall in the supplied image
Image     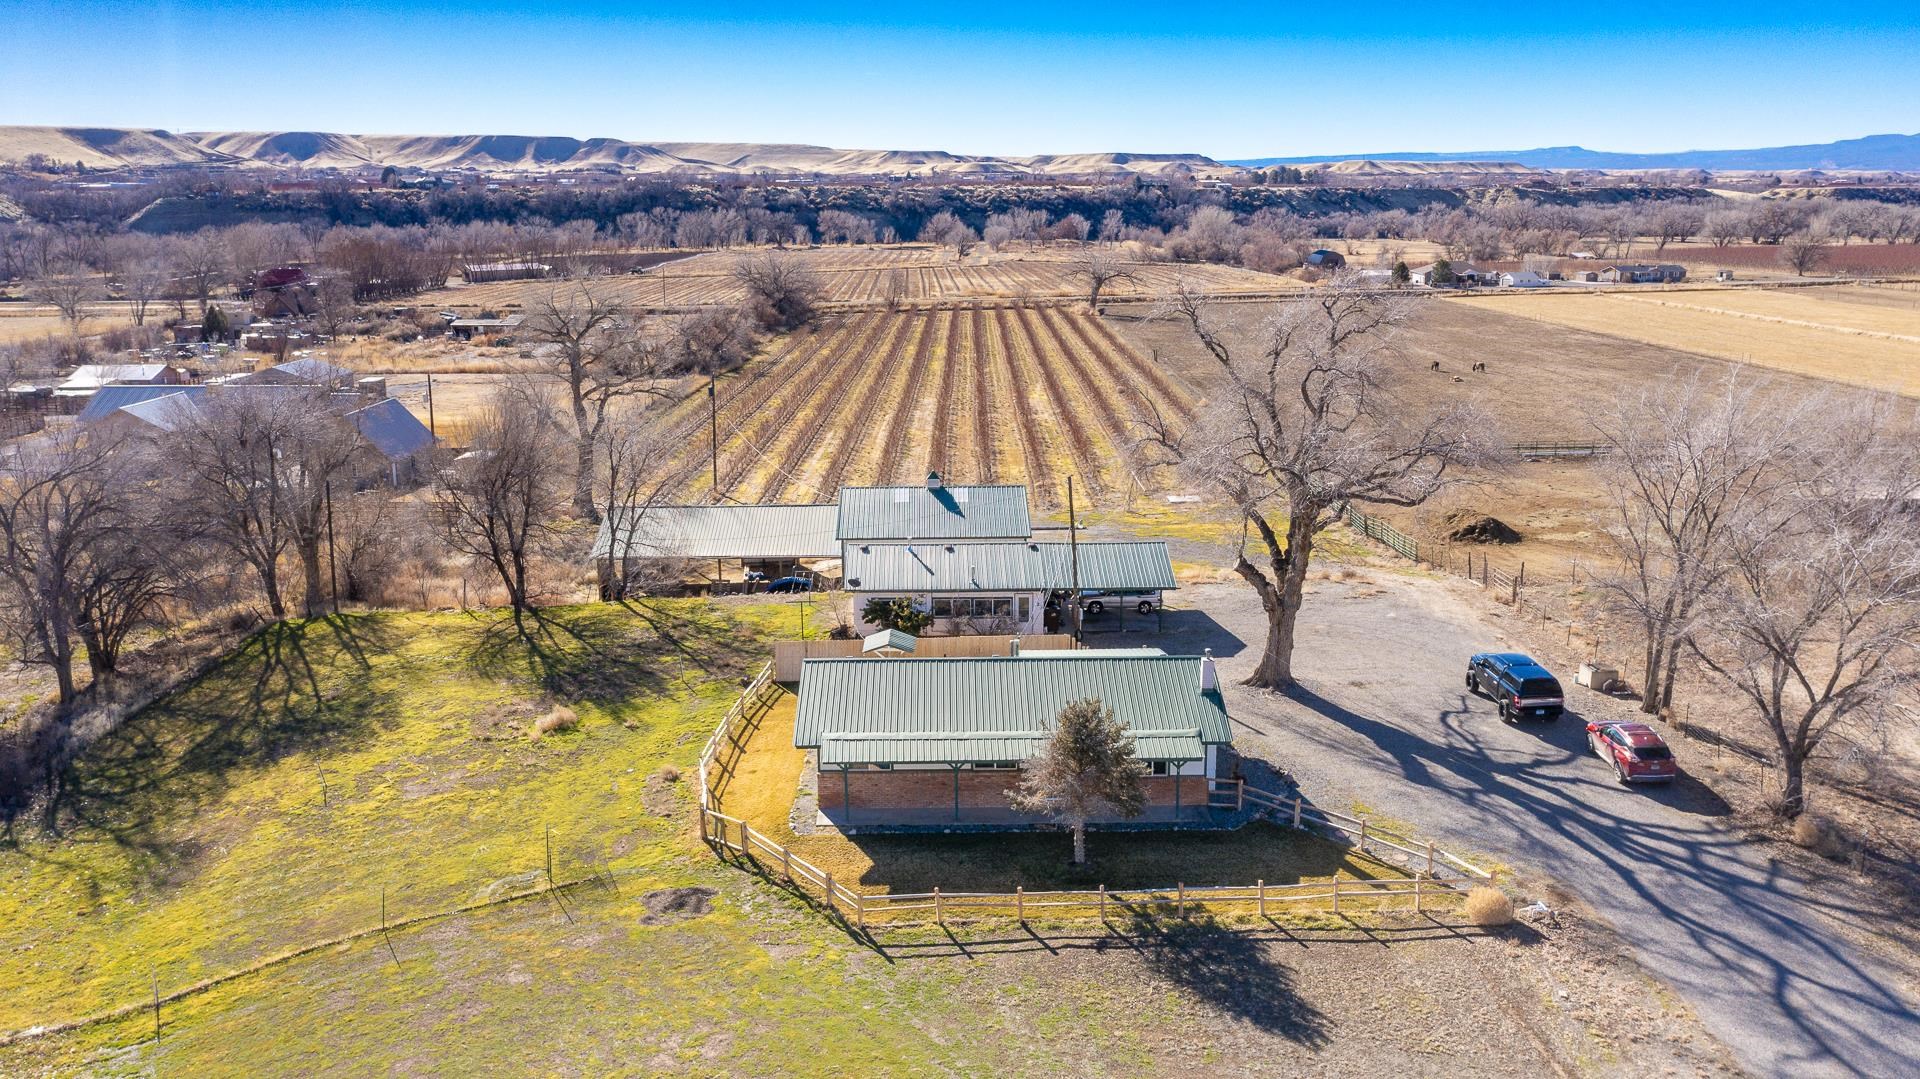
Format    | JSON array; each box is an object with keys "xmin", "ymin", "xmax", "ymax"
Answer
[{"xmin": 817, "ymin": 769, "xmax": 1210, "ymax": 812}]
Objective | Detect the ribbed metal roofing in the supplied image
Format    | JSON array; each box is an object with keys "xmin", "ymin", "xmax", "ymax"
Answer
[
  {"xmin": 818, "ymin": 728, "xmax": 1204, "ymax": 767},
  {"xmin": 861, "ymin": 629, "xmax": 918, "ymax": 654},
  {"xmin": 794, "ymin": 655, "xmax": 1229, "ymax": 765},
  {"xmin": 842, "ymin": 541, "xmax": 1175, "ymax": 593},
  {"xmin": 345, "ymin": 397, "xmax": 434, "ymax": 461},
  {"xmin": 835, "ymin": 481, "xmax": 1031, "ymax": 542},
  {"xmin": 590, "ymin": 504, "xmax": 840, "ymax": 561},
  {"xmin": 78, "ymin": 385, "xmax": 204, "ymax": 424}
]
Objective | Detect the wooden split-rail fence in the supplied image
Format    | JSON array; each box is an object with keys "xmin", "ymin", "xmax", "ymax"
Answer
[{"xmin": 694, "ymin": 662, "xmax": 1492, "ymax": 928}]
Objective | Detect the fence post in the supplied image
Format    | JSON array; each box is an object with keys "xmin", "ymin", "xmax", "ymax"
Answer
[
  {"xmin": 781, "ymin": 845, "xmax": 792, "ymax": 883},
  {"xmin": 856, "ymin": 891, "xmax": 865, "ymax": 931},
  {"xmin": 1016, "ymin": 886, "xmax": 1024, "ymax": 923},
  {"xmin": 1236, "ymin": 779, "xmax": 1245, "ymax": 812},
  {"xmin": 1291, "ymin": 796, "xmax": 1302, "ymax": 830},
  {"xmin": 1178, "ymin": 882, "xmax": 1186, "ymax": 919},
  {"xmin": 1359, "ymin": 819, "xmax": 1369, "ymax": 855},
  {"xmin": 1415, "ymin": 875, "xmax": 1424, "ymax": 914},
  {"xmin": 1332, "ymin": 877, "xmax": 1341, "ymax": 916},
  {"xmin": 824, "ymin": 872, "xmax": 835, "ymax": 914},
  {"xmin": 1098, "ymin": 884, "xmax": 1107, "ymax": 922},
  {"xmin": 1426, "ymin": 841, "xmax": 1436, "ymax": 877},
  {"xmin": 1257, "ymin": 879, "xmax": 1266, "ymax": 919},
  {"xmin": 934, "ymin": 886, "xmax": 943, "ymax": 925}
]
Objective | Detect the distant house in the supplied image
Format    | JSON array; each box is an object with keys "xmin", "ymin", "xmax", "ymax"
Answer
[
  {"xmin": 235, "ymin": 357, "xmax": 356, "ymax": 389},
  {"xmin": 795, "ymin": 651, "xmax": 1234, "ymax": 831},
  {"xmin": 448, "ymin": 314, "xmax": 525, "ymax": 340},
  {"xmin": 248, "ymin": 267, "xmax": 317, "ymax": 317},
  {"xmin": 843, "ymin": 540, "xmax": 1176, "ymax": 636},
  {"xmin": 1498, "ymin": 271, "xmax": 1548, "ymax": 288},
  {"xmin": 1408, "ymin": 262, "xmax": 1483, "ymax": 288},
  {"xmin": 56, "ymin": 363, "xmax": 185, "ymax": 397},
  {"xmin": 1304, "ymin": 249, "xmax": 1346, "ymax": 271},
  {"xmin": 77, "ymin": 384, "xmax": 207, "ymax": 425},
  {"xmin": 1715, "ymin": 269, "xmax": 1736, "ymax": 282},
  {"xmin": 1598, "ymin": 264, "xmax": 1687, "ymax": 284},
  {"xmin": 344, "ymin": 397, "xmax": 437, "ymax": 487}
]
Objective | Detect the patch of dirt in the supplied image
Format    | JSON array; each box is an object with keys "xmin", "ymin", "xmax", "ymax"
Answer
[
  {"xmin": 640, "ymin": 769, "xmax": 681, "ymax": 817},
  {"xmin": 639, "ymin": 886, "xmax": 718, "ymax": 926},
  {"xmin": 1442, "ymin": 511, "xmax": 1523, "ymax": 544},
  {"xmin": 468, "ymin": 699, "xmax": 543, "ymax": 741}
]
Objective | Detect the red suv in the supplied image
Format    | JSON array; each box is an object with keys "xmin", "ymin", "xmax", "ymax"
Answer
[{"xmin": 1586, "ymin": 721, "xmax": 1679, "ymax": 784}]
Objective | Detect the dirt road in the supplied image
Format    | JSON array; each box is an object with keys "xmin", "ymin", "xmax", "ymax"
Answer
[{"xmin": 1126, "ymin": 574, "xmax": 1920, "ymax": 1077}]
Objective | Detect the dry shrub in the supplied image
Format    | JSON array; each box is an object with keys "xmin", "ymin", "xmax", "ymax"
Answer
[
  {"xmin": 655, "ymin": 765, "xmax": 682, "ymax": 783},
  {"xmin": 1791, "ymin": 815, "xmax": 1825, "ymax": 849},
  {"xmin": 1463, "ymin": 886, "xmax": 1514, "ymax": 926},
  {"xmin": 531, "ymin": 705, "xmax": 578, "ymax": 740}
]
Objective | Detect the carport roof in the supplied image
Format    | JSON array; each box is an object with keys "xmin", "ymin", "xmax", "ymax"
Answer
[{"xmin": 590, "ymin": 504, "xmax": 840, "ymax": 561}]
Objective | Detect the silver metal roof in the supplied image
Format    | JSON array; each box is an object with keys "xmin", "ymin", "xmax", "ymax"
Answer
[
  {"xmin": 794, "ymin": 654, "xmax": 1230, "ymax": 765},
  {"xmin": 835, "ymin": 481, "xmax": 1031, "ymax": 542},
  {"xmin": 78, "ymin": 384, "xmax": 204, "ymax": 424},
  {"xmin": 842, "ymin": 541, "xmax": 1175, "ymax": 593},
  {"xmin": 590, "ymin": 503, "xmax": 840, "ymax": 561},
  {"xmin": 862, "ymin": 629, "xmax": 918, "ymax": 654},
  {"xmin": 345, "ymin": 397, "xmax": 435, "ymax": 461}
]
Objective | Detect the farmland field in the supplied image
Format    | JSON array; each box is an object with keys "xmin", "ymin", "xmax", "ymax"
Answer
[
  {"xmin": 648, "ymin": 303, "xmax": 1201, "ymax": 512},
  {"xmin": 1454, "ymin": 288, "xmax": 1920, "ymax": 395},
  {"xmin": 1659, "ymin": 240, "xmax": 1920, "ymax": 277},
  {"xmin": 418, "ymin": 244, "xmax": 1298, "ymax": 311}
]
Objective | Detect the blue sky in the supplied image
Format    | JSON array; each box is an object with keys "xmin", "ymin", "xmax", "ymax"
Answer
[{"xmin": 5, "ymin": 2, "xmax": 1918, "ymax": 157}]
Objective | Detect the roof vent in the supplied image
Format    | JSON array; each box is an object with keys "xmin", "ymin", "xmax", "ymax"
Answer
[
  {"xmin": 926, "ymin": 470, "xmax": 943, "ymax": 490},
  {"xmin": 1200, "ymin": 649, "xmax": 1218, "ymax": 692}
]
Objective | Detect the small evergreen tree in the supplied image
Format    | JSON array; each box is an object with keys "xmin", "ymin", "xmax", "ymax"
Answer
[
  {"xmin": 1389, "ymin": 261, "xmax": 1411, "ymax": 289},
  {"xmin": 1430, "ymin": 258, "xmax": 1455, "ymax": 285},
  {"xmin": 1007, "ymin": 697, "xmax": 1148, "ymax": 866},
  {"xmin": 861, "ymin": 596, "xmax": 931, "ymax": 635},
  {"xmin": 201, "ymin": 304, "xmax": 230, "ymax": 341}
]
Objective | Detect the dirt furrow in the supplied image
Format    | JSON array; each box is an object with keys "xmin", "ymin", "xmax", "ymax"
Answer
[
  {"xmin": 825, "ymin": 312, "xmax": 929, "ymax": 493},
  {"xmin": 966, "ymin": 307, "xmax": 997, "ymax": 483},
  {"xmin": 989, "ymin": 307, "xmax": 1066, "ymax": 510},
  {"xmin": 1010, "ymin": 306, "xmax": 1108, "ymax": 500},
  {"xmin": 1067, "ymin": 310, "xmax": 1202, "ymax": 415},
  {"xmin": 710, "ymin": 312, "xmax": 883, "ymax": 501},
  {"xmin": 762, "ymin": 312, "xmax": 908, "ymax": 502},
  {"xmin": 874, "ymin": 309, "xmax": 945, "ymax": 485},
  {"xmin": 658, "ymin": 317, "xmax": 845, "ymax": 497},
  {"xmin": 1029, "ymin": 306, "xmax": 1135, "ymax": 489}
]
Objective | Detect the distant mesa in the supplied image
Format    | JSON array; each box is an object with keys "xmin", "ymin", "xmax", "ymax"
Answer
[{"xmin": 0, "ymin": 126, "xmax": 1228, "ymax": 177}]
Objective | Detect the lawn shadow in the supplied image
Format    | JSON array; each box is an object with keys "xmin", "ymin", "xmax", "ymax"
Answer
[
  {"xmin": 1104, "ymin": 913, "xmax": 1332, "ymax": 1046},
  {"xmin": 46, "ymin": 614, "xmax": 403, "ymax": 879}
]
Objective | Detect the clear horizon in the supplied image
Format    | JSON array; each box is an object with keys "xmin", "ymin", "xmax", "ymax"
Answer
[{"xmin": 6, "ymin": 2, "xmax": 1919, "ymax": 159}]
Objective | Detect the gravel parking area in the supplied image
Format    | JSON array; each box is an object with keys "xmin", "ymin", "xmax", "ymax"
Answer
[{"xmin": 1126, "ymin": 570, "xmax": 1920, "ymax": 1077}]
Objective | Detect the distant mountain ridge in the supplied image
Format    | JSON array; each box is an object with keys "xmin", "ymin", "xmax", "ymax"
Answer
[
  {"xmin": 1230, "ymin": 132, "xmax": 1920, "ymax": 172},
  {"xmin": 0, "ymin": 126, "xmax": 1224, "ymax": 177}
]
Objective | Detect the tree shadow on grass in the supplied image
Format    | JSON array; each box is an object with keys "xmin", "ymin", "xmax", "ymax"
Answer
[
  {"xmin": 456, "ymin": 601, "xmax": 753, "ymax": 719},
  {"xmin": 43, "ymin": 614, "xmax": 402, "ymax": 881},
  {"xmin": 1111, "ymin": 913, "xmax": 1332, "ymax": 1046}
]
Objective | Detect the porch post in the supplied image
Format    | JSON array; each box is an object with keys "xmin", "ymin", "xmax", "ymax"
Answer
[
  {"xmin": 841, "ymin": 766, "xmax": 851, "ymax": 825},
  {"xmin": 1173, "ymin": 767, "xmax": 1182, "ymax": 820},
  {"xmin": 952, "ymin": 764, "xmax": 961, "ymax": 822}
]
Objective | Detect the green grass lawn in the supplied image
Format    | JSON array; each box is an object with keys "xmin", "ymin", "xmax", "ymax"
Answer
[{"xmin": 0, "ymin": 599, "xmax": 806, "ymax": 1040}]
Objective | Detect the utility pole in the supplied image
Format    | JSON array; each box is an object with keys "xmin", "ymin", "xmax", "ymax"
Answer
[
  {"xmin": 324, "ymin": 479, "xmax": 340, "ymax": 613},
  {"xmin": 708, "ymin": 374, "xmax": 720, "ymax": 498},
  {"xmin": 1067, "ymin": 476, "xmax": 1082, "ymax": 641},
  {"xmin": 425, "ymin": 373, "xmax": 437, "ymax": 441}
]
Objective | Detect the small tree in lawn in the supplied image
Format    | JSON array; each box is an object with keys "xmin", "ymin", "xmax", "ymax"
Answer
[
  {"xmin": 1389, "ymin": 261, "xmax": 1411, "ymax": 289},
  {"xmin": 861, "ymin": 596, "xmax": 931, "ymax": 635},
  {"xmin": 1009, "ymin": 698, "xmax": 1147, "ymax": 866}
]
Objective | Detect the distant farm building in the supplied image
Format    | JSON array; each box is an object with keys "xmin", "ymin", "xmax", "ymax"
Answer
[
  {"xmin": 1598, "ymin": 264, "xmax": 1687, "ymax": 284},
  {"xmin": 1408, "ymin": 262, "xmax": 1485, "ymax": 288},
  {"xmin": 448, "ymin": 314, "xmax": 525, "ymax": 340},
  {"xmin": 1498, "ymin": 271, "xmax": 1548, "ymax": 288},
  {"xmin": 1304, "ymin": 249, "xmax": 1346, "ymax": 270},
  {"xmin": 461, "ymin": 261, "xmax": 551, "ymax": 283}
]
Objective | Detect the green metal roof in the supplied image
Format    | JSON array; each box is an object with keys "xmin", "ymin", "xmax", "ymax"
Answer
[
  {"xmin": 835, "ymin": 481, "xmax": 1031, "ymax": 542},
  {"xmin": 861, "ymin": 629, "xmax": 918, "ymax": 654},
  {"xmin": 842, "ymin": 541, "xmax": 1175, "ymax": 593},
  {"xmin": 794, "ymin": 655, "xmax": 1230, "ymax": 765},
  {"xmin": 589, "ymin": 504, "xmax": 839, "ymax": 561},
  {"xmin": 818, "ymin": 728, "xmax": 1205, "ymax": 767}
]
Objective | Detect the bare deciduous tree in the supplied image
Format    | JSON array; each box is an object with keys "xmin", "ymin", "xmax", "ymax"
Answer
[
  {"xmin": 26, "ymin": 263, "xmax": 103, "ymax": 334},
  {"xmin": 1690, "ymin": 400, "xmax": 1920, "ymax": 816},
  {"xmin": 1779, "ymin": 233, "xmax": 1830, "ymax": 276},
  {"xmin": 522, "ymin": 280, "xmax": 670, "ymax": 520},
  {"xmin": 1143, "ymin": 279, "xmax": 1493, "ymax": 689},
  {"xmin": 1592, "ymin": 371, "xmax": 1816, "ymax": 715},
  {"xmin": 1069, "ymin": 249, "xmax": 1136, "ymax": 310},
  {"xmin": 438, "ymin": 391, "xmax": 566, "ymax": 640},
  {"xmin": 593, "ymin": 409, "xmax": 679, "ymax": 600},
  {"xmin": 734, "ymin": 253, "xmax": 823, "ymax": 332},
  {"xmin": 1007, "ymin": 697, "xmax": 1148, "ymax": 866}
]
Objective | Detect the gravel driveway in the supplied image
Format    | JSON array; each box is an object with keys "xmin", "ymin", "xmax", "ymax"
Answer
[{"xmin": 1119, "ymin": 573, "xmax": 1920, "ymax": 1078}]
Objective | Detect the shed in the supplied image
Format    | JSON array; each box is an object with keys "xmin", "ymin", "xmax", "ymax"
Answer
[
  {"xmin": 796, "ymin": 652, "xmax": 1231, "ymax": 829},
  {"xmin": 1304, "ymin": 249, "xmax": 1347, "ymax": 270},
  {"xmin": 1498, "ymin": 271, "xmax": 1548, "ymax": 288}
]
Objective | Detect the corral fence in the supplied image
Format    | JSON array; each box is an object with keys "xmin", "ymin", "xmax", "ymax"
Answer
[
  {"xmin": 1513, "ymin": 440, "xmax": 1613, "ymax": 460},
  {"xmin": 695, "ymin": 668, "xmax": 1493, "ymax": 929},
  {"xmin": 772, "ymin": 634, "xmax": 1076, "ymax": 681}
]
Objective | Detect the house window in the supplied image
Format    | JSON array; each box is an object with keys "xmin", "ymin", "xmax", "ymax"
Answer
[
  {"xmin": 971, "ymin": 761, "xmax": 1019, "ymax": 771},
  {"xmin": 931, "ymin": 597, "xmax": 955, "ymax": 618},
  {"xmin": 1018, "ymin": 596, "xmax": 1031, "ymax": 621},
  {"xmin": 1148, "ymin": 761, "xmax": 1171, "ymax": 776},
  {"xmin": 991, "ymin": 597, "xmax": 1013, "ymax": 617}
]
